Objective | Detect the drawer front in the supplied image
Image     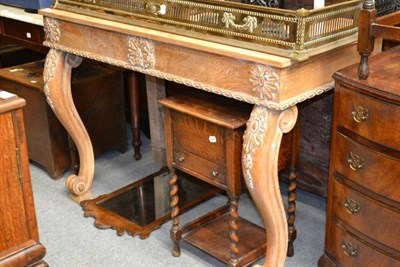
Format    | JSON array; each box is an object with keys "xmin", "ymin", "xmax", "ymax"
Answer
[
  {"xmin": 2, "ymin": 18, "xmax": 44, "ymax": 46},
  {"xmin": 172, "ymin": 111, "xmax": 226, "ymax": 165},
  {"xmin": 334, "ymin": 133, "xmax": 400, "ymax": 203},
  {"xmin": 337, "ymin": 86, "xmax": 400, "ymax": 151},
  {"xmin": 173, "ymin": 150, "xmax": 226, "ymax": 189},
  {"xmin": 328, "ymin": 221, "xmax": 400, "ymax": 267},
  {"xmin": 332, "ymin": 179, "xmax": 400, "ymax": 250}
]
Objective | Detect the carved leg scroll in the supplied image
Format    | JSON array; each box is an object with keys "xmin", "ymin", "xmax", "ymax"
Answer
[
  {"xmin": 44, "ymin": 49, "xmax": 94, "ymax": 202},
  {"xmin": 242, "ymin": 105, "xmax": 298, "ymax": 267}
]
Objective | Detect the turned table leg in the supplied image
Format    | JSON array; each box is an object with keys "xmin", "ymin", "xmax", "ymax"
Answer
[
  {"xmin": 242, "ymin": 105, "xmax": 298, "ymax": 267},
  {"xmin": 126, "ymin": 71, "xmax": 142, "ymax": 160},
  {"xmin": 44, "ymin": 49, "xmax": 94, "ymax": 202}
]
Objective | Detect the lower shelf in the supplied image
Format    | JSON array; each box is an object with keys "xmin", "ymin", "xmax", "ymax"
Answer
[
  {"xmin": 81, "ymin": 167, "xmax": 221, "ymax": 238},
  {"xmin": 182, "ymin": 212, "xmax": 266, "ymax": 266}
]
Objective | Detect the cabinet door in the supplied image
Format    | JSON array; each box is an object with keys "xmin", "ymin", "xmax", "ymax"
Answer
[{"xmin": 0, "ymin": 109, "xmax": 38, "ymax": 252}]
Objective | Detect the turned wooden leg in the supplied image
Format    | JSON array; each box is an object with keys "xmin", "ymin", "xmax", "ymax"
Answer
[
  {"xmin": 44, "ymin": 49, "xmax": 94, "ymax": 202},
  {"xmin": 287, "ymin": 121, "xmax": 300, "ymax": 257},
  {"xmin": 169, "ymin": 169, "xmax": 181, "ymax": 257},
  {"xmin": 242, "ymin": 105, "xmax": 298, "ymax": 267},
  {"xmin": 229, "ymin": 195, "xmax": 240, "ymax": 267},
  {"xmin": 126, "ymin": 71, "xmax": 142, "ymax": 160},
  {"xmin": 287, "ymin": 165, "xmax": 298, "ymax": 257}
]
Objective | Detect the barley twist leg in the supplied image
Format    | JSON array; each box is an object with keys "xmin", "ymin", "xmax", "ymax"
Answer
[
  {"xmin": 229, "ymin": 195, "xmax": 240, "ymax": 267},
  {"xmin": 169, "ymin": 170, "xmax": 181, "ymax": 257}
]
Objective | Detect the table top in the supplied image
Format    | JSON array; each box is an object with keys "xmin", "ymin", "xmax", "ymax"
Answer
[{"xmin": 0, "ymin": 4, "xmax": 43, "ymax": 26}]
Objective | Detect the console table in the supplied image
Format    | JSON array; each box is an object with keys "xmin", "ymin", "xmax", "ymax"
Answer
[{"xmin": 39, "ymin": 7, "xmax": 377, "ymax": 266}]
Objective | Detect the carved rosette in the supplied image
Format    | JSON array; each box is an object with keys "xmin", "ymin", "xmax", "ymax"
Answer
[
  {"xmin": 242, "ymin": 106, "xmax": 268, "ymax": 189},
  {"xmin": 43, "ymin": 49, "xmax": 58, "ymax": 111},
  {"xmin": 43, "ymin": 17, "xmax": 60, "ymax": 43},
  {"xmin": 127, "ymin": 36, "xmax": 155, "ymax": 69},
  {"xmin": 249, "ymin": 65, "xmax": 279, "ymax": 100}
]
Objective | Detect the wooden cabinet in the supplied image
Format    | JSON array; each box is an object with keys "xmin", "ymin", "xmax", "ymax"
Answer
[
  {"xmin": 0, "ymin": 90, "xmax": 47, "ymax": 266},
  {"xmin": 319, "ymin": 47, "xmax": 400, "ymax": 267}
]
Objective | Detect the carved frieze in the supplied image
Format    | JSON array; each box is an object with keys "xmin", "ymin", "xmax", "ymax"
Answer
[
  {"xmin": 249, "ymin": 65, "xmax": 279, "ymax": 101},
  {"xmin": 43, "ymin": 17, "xmax": 60, "ymax": 43},
  {"xmin": 127, "ymin": 36, "xmax": 155, "ymax": 69}
]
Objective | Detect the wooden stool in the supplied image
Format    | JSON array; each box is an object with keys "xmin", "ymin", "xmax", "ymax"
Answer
[{"xmin": 160, "ymin": 92, "xmax": 299, "ymax": 266}]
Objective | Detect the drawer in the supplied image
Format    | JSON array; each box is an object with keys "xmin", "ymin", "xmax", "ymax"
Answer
[
  {"xmin": 332, "ymin": 179, "xmax": 400, "ymax": 250},
  {"xmin": 173, "ymin": 150, "xmax": 227, "ymax": 189},
  {"xmin": 171, "ymin": 110, "xmax": 226, "ymax": 165},
  {"xmin": 337, "ymin": 86, "xmax": 400, "ymax": 151},
  {"xmin": 328, "ymin": 221, "xmax": 400, "ymax": 267},
  {"xmin": 2, "ymin": 18, "xmax": 44, "ymax": 46},
  {"xmin": 334, "ymin": 133, "xmax": 400, "ymax": 203}
]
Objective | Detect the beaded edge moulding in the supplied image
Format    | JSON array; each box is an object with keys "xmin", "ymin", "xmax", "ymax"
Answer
[{"xmin": 53, "ymin": 0, "xmax": 365, "ymax": 61}]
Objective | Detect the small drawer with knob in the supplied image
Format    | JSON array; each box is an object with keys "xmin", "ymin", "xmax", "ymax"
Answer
[
  {"xmin": 328, "ymin": 221, "xmax": 400, "ymax": 267},
  {"xmin": 333, "ymin": 133, "xmax": 400, "ymax": 203},
  {"xmin": 332, "ymin": 178, "xmax": 400, "ymax": 249},
  {"xmin": 1, "ymin": 18, "xmax": 46, "ymax": 52},
  {"xmin": 172, "ymin": 150, "xmax": 227, "ymax": 190},
  {"xmin": 336, "ymin": 86, "xmax": 400, "ymax": 151}
]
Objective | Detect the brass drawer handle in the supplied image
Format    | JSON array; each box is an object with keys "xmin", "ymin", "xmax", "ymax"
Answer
[
  {"xmin": 344, "ymin": 197, "xmax": 360, "ymax": 214},
  {"xmin": 341, "ymin": 239, "xmax": 358, "ymax": 257},
  {"xmin": 348, "ymin": 152, "xmax": 364, "ymax": 171},
  {"xmin": 177, "ymin": 156, "xmax": 185, "ymax": 163},
  {"xmin": 211, "ymin": 171, "xmax": 219, "ymax": 177},
  {"xmin": 352, "ymin": 104, "xmax": 368, "ymax": 123}
]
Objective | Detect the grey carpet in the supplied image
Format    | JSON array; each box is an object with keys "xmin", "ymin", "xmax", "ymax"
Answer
[{"xmin": 30, "ymin": 131, "xmax": 327, "ymax": 267}]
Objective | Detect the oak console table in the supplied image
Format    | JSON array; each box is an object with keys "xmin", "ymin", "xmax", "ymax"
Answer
[{"xmin": 39, "ymin": 6, "xmax": 378, "ymax": 266}]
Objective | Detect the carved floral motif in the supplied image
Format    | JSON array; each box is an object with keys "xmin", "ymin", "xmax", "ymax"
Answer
[
  {"xmin": 249, "ymin": 65, "xmax": 279, "ymax": 100},
  {"xmin": 43, "ymin": 49, "xmax": 58, "ymax": 111},
  {"xmin": 43, "ymin": 17, "xmax": 60, "ymax": 43},
  {"xmin": 127, "ymin": 36, "xmax": 155, "ymax": 69},
  {"xmin": 242, "ymin": 106, "xmax": 268, "ymax": 189}
]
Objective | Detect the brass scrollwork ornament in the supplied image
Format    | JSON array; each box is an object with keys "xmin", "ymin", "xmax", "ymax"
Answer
[
  {"xmin": 221, "ymin": 13, "xmax": 258, "ymax": 33},
  {"xmin": 145, "ymin": 2, "xmax": 167, "ymax": 15}
]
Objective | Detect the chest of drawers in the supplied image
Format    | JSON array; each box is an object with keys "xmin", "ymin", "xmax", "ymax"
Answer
[{"xmin": 319, "ymin": 47, "xmax": 400, "ymax": 267}]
